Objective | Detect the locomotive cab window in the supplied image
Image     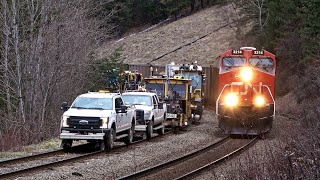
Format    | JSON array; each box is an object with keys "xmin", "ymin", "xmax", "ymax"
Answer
[
  {"xmin": 222, "ymin": 57, "xmax": 246, "ymax": 67},
  {"xmin": 221, "ymin": 57, "xmax": 246, "ymax": 72},
  {"xmin": 249, "ymin": 58, "xmax": 274, "ymax": 73}
]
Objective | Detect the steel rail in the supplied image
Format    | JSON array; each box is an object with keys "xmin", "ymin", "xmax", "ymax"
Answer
[
  {"xmin": 118, "ymin": 136, "xmax": 230, "ymax": 180},
  {"xmin": 0, "ymin": 150, "xmax": 103, "ymax": 179},
  {"xmin": 175, "ymin": 137, "xmax": 258, "ymax": 179},
  {"xmin": 0, "ymin": 131, "xmax": 172, "ymax": 179},
  {"xmin": 0, "ymin": 143, "xmax": 89, "ymax": 167}
]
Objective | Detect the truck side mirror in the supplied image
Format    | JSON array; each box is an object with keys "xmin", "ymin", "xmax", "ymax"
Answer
[
  {"xmin": 61, "ymin": 102, "xmax": 69, "ymax": 111},
  {"xmin": 121, "ymin": 105, "xmax": 128, "ymax": 113},
  {"xmin": 158, "ymin": 102, "xmax": 164, "ymax": 109}
]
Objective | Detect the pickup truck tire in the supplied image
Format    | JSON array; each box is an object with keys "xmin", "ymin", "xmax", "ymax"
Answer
[
  {"xmin": 157, "ymin": 121, "xmax": 165, "ymax": 135},
  {"xmin": 99, "ymin": 140, "xmax": 106, "ymax": 151},
  {"xmin": 124, "ymin": 125, "xmax": 134, "ymax": 145},
  {"xmin": 146, "ymin": 121, "xmax": 153, "ymax": 139},
  {"xmin": 106, "ymin": 128, "xmax": 115, "ymax": 151},
  {"xmin": 61, "ymin": 139, "xmax": 72, "ymax": 150}
]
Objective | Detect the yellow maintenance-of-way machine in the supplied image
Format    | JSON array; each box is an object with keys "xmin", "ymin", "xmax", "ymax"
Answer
[
  {"xmin": 144, "ymin": 77, "xmax": 192, "ymax": 131},
  {"xmin": 164, "ymin": 62, "xmax": 205, "ymax": 122}
]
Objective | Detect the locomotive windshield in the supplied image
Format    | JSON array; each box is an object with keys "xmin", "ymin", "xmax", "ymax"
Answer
[
  {"xmin": 122, "ymin": 95, "xmax": 152, "ymax": 106},
  {"xmin": 71, "ymin": 97, "xmax": 113, "ymax": 110},
  {"xmin": 249, "ymin": 58, "xmax": 273, "ymax": 67},
  {"xmin": 222, "ymin": 57, "xmax": 246, "ymax": 67},
  {"xmin": 249, "ymin": 58, "xmax": 274, "ymax": 73}
]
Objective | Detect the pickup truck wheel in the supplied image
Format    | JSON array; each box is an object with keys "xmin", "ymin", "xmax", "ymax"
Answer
[
  {"xmin": 106, "ymin": 129, "xmax": 115, "ymax": 151},
  {"xmin": 99, "ymin": 140, "xmax": 106, "ymax": 151},
  {"xmin": 146, "ymin": 121, "xmax": 153, "ymax": 139},
  {"xmin": 124, "ymin": 126, "xmax": 134, "ymax": 145},
  {"xmin": 157, "ymin": 121, "xmax": 165, "ymax": 135},
  {"xmin": 60, "ymin": 139, "xmax": 72, "ymax": 151}
]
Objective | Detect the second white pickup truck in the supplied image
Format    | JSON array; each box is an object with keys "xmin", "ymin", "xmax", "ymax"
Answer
[{"xmin": 122, "ymin": 92, "xmax": 166, "ymax": 139}]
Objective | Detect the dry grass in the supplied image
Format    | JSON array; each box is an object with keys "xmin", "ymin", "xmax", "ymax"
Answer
[
  {"xmin": 22, "ymin": 138, "xmax": 61, "ymax": 153},
  {"xmin": 0, "ymin": 138, "xmax": 60, "ymax": 161}
]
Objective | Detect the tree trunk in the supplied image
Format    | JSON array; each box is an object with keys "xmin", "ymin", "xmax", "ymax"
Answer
[
  {"xmin": 191, "ymin": 0, "xmax": 195, "ymax": 12},
  {"xmin": 12, "ymin": 0, "xmax": 26, "ymax": 124},
  {"xmin": 2, "ymin": 0, "xmax": 13, "ymax": 120}
]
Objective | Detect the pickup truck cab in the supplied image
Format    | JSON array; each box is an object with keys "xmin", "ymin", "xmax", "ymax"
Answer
[
  {"xmin": 59, "ymin": 92, "xmax": 135, "ymax": 151},
  {"xmin": 122, "ymin": 92, "xmax": 166, "ymax": 139}
]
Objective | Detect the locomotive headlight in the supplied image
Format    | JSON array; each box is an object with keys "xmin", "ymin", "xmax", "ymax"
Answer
[
  {"xmin": 240, "ymin": 67, "xmax": 253, "ymax": 82},
  {"xmin": 224, "ymin": 93, "xmax": 238, "ymax": 107},
  {"xmin": 254, "ymin": 96, "xmax": 265, "ymax": 106}
]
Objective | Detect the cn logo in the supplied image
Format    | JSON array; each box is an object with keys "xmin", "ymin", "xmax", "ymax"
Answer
[{"xmin": 239, "ymin": 82, "xmax": 263, "ymax": 95}]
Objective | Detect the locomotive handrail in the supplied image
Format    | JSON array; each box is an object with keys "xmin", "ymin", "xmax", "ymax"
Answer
[
  {"xmin": 262, "ymin": 85, "xmax": 276, "ymax": 117},
  {"xmin": 216, "ymin": 84, "xmax": 231, "ymax": 115}
]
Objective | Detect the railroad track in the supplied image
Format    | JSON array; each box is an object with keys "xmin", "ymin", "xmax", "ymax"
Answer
[
  {"xmin": 0, "ymin": 132, "xmax": 172, "ymax": 179},
  {"xmin": 118, "ymin": 136, "xmax": 258, "ymax": 180}
]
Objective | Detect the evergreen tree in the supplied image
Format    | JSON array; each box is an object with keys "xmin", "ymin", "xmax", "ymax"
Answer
[
  {"xmin": 300, "ymin": 0, "xmax": 320, "ymax": 61},
  {"xmin": 89, "ymin": 47, "xmax": 127, "ymax": 92}
]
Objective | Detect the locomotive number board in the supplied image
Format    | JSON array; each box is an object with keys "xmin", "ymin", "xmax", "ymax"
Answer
[
  {"xmin": 253, "ymin": 50, "xmax": 264, "ymax": 55},
  {"xmin": 232, "ymin": 50, "xmax": 243, "ymax": 55}
]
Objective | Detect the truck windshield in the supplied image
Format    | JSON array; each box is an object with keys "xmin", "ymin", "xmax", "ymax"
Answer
[
  {"xmin": 122, "ymin": 95, "xmax": 152, "ymax": 106},
  {"xmin": 71, "ymin": 97, "xmax": 113, "ymax": 110}
]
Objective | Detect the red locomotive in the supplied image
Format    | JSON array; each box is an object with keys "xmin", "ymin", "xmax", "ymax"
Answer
[{"xmin": 216, "ymin": 47, "xmax": 276, "ymax": 135}]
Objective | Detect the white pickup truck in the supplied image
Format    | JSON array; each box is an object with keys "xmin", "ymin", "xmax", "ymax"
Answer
[
  {"xmin": 122, "ymin": 92, "xmax": 166, "ymax": 139},
  {"xmin": 59, "ymin": 92, "xmax": 135, "ymax": 151}
]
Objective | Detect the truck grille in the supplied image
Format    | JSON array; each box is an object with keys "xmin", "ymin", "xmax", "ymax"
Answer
[
  {"xmin": 136, "ymin": 109, "xmax": 145, "ymax": 125},
  {"xmin": 68, "ymin": 116, "xmax": 102, "ymax": 129}
]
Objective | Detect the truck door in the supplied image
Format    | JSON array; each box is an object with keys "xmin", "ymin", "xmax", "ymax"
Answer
[
  {"xmin": 152, "ymin": 95, "xmax": 160, "ymax": 123},
  {"xmin": 115, "ymin": 97, "xmax": 125, "ymax": 131}
]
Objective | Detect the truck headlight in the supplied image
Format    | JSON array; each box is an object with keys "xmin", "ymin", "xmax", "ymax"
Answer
[
  {"xmin": 224, "ymin": 93, "xmax": 238, "ymax": 107},
  {"xmin": 101, "ymin": 117, "xmax": 109, "ymax": 127},
  {"xmin": 61, "ymin": 115, "xmax": 69, "ymax": 127},
  {"xmin": 144, "ymin": 110, "xmax": 151, "ymax": 119},
  {"xmin": 240, "ymin": 67, "xmax": 253, "ymax": 82}
]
